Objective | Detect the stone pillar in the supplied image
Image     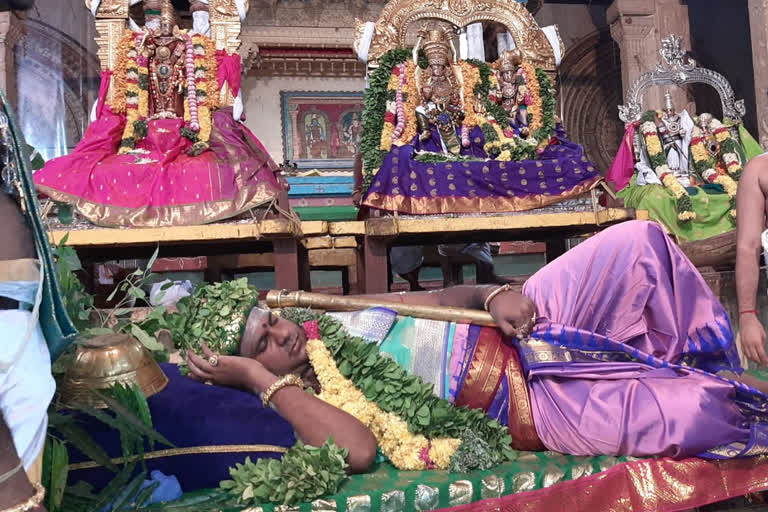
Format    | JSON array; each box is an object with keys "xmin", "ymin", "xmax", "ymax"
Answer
[
  {"xmin": 608, "ymin": 0, "xmax": 693, "ymax": 113},
  {"xmin": 748, "ymin": 0, "xmax": 768, "ymax": 149},
  {"xmin": 0, "ymin": 11, "xmax": 25, "ymax": 110}
]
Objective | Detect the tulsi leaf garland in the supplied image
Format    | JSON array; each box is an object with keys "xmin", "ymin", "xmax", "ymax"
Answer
[
  {"xmin": 315, "ymin": 314, "xmax": 517, "ymax": 468},
  {"xmin": 361, "ymin": 49, "xmax": 427, "ymax": 194},
  {"xmin": 221, "ymin": 439, "xmax": 348, "ymax": 506}
]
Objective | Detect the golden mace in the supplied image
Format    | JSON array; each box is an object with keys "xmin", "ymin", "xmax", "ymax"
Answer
[{"xmin": 265, "ymin": 289, "xmax": 497, "ymax": 327}]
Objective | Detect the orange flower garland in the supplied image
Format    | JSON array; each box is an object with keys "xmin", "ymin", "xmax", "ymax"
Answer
[
  {"xmin": 459, "ymin": 61, "xmax": 482, "ymax": 129},
  {"xmin": 379, "ymin": 70, "xmax": 400, "ymax": 152},
  {"xmin": 109, "ymin": 29, "xmax": 135, "ymax": 115},
  {"xmin": 400, "ymin": 61, "xmax": 419, "ymax": 145},
  {"xmin": 520, "ymin": 61, "xmax": 542, "ymax": 134}
]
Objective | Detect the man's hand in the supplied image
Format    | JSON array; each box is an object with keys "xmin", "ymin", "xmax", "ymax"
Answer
[
  {"xmin": 741, "ymin": 314, "xmax": 768, "ymax": 366},
  {"xmin": 486, "ymin": 289, "xmax": 537, "ymax": 338},
  {"xmin": 187, "ymin": 343, "xmax": 277, "ymax": 392}
]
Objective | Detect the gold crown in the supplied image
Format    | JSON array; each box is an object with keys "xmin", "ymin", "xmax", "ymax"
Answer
[
  {"xmin": 160, "ymin": 0, "xmax": 175, "ymax": 25},
  {"xmin": 499, "ymin": 49, "xmax": 523, "ymax": 72},
  {"xmin": 422, "ymin": 29, "xmax": 451, "ymax": 65}
]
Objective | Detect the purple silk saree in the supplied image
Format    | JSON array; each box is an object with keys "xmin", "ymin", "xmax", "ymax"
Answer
[{"xmin": 522, "ymin": 220, "xmax": 766, "ymax": 459}]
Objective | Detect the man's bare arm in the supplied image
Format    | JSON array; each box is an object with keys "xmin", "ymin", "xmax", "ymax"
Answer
[
  {"xmin": 736, "ymin": 156, "xmax": 767, "ymax": 312},
  {"xmin": 736, "ymin": 154, "xmax": 768, "ymax": 365}
]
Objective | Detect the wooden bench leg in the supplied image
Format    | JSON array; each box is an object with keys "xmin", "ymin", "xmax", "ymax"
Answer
[
  {"xmin": 363, "ymin": 236, "xmax": 388, "ymax": 294},
  {"xmin": 273, "ymin": 238, "xmax": 309, "ymax": 291}
]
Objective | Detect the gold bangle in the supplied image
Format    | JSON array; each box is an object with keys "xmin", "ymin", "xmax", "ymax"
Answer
[
  {"xmin": 0, "ymin": 482, "xmax": 45, "ymax": 512},
  {"xmin": 261, "ymin": 374, "xmax": 304, "ymax": 407},
  {"xmin": 483, "ymin": 283, "xmax": 512, "ymax": 312}
]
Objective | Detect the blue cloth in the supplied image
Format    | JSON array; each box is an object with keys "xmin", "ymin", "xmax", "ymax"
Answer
[{"xmin": 67, "ymin": 364, "xmax": 296, "ymax": 491}]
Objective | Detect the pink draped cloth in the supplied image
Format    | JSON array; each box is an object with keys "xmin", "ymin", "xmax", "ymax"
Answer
[
  {"xmin": 606, "ymin": 123, "xmax": 637, "ymax": 191},
  {"xmin": 216, "ymin": 50, "xmax": 241, "ymax": 97},
  {"xmin": 34, "ymin": 107, "xmax": 281, "ymax": 227},
  {"xmin": 522, "ymin": 221, "xmax": 753, "ymax": 458}
]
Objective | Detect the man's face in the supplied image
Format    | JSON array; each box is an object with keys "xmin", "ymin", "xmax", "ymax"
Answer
[
  {"xmin": 239, "ymin": 309, "xmax": 311, "ymax": 378},
  {"xmin": 502, "ymin": 70, "xmax": 514, "ymax": 83}
]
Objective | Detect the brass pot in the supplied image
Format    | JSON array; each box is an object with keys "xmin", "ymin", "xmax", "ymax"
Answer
[{"xmin": 58, "ymin": 333, "xmax": 168, "ymax": 409}]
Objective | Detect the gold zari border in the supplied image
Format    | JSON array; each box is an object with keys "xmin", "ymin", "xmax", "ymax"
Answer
[
  {"xmin": 363, "ymin": 177, "xmax": 601, "ymax": 215},
  {"xmin": 67, "ymin": 444, "xmax": 288, "ymax": 471}
]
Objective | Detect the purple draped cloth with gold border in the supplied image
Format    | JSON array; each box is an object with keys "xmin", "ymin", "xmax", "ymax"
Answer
[
  {"xmin": 521, "ymin": 220, "xmax": 768, "ymax": 459},
  {"xmin": 363, "ymin": 128, "xmax": 601, "ymax": 215}
]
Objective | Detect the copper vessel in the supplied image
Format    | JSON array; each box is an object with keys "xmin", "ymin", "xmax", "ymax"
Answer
[{"xmin": 58, "ymin": 333, "xmax": 169, "ymax": 409}]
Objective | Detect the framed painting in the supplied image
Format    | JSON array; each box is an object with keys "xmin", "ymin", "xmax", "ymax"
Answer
[{"xmin": 281, "ymin": 91, "xmax": 365, "ymax": 170}]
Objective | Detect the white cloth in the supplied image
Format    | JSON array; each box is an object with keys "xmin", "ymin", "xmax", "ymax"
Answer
[
  {"xmin": 0, "ymin": 265, "xmax": 55, "ymax": 470},
  {"xmin": 761, "ymin": 229, "xmax": 768, "ymax": 287},
  {"xmin": 234, "ymin": 0, "xmax": 247, "ymax": 22},
  {"xmin": 496, "ymin": 32, "xmax": 516, "ymax": 54},
  {"xmin": 192, "ymin": 11, "xmax": 211, "ymax": 36},
  {"xmin": 466, "ymin": 23, "xmax": 485, "ymax": 62},
  {"xmin": 233, "ymin": 90, "xmax": 244, "ymax": 121},
  {"xmin": 356, "ymin": 21, "xmax": 376, "ymax": 63},
  {"xmin": 541, "ymin": 26, "xmax": 563, "ymax": 67}
]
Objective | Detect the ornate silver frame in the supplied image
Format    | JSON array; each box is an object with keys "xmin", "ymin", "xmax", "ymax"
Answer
[{"xmin": 618, "ymin": 35, "xmax": 745, "ymax": 124}]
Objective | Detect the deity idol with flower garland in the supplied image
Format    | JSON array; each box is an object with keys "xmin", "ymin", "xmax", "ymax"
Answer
[
  {"xmin": 609, "ymin": 92, "xmax": 762, "ymax": 243},
  {"xmin": 33, "ymin": 0, "xmax": 283, "ymax": 227},
  {"xmin": 360, "ymin": 26, "xmax": 602, "ymax": 216}
]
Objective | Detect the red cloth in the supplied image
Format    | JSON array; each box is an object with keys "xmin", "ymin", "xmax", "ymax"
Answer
[
  {"xmin": 606, "ymin": 122, "xmax": 637, "ymax": 191},
  {"xmin": 216, "ymin": 50, "xmax": 242, "ymax": 98}
]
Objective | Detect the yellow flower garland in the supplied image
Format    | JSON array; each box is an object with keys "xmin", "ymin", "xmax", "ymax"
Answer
[
  {"xmin": 110, "ymin": 29, "xmax": 135, "ymax": 115},
  {"xmin": 520, "ymin": 61, "xmax": 542, "ymax": 133},
  {"xmin": 459, "ymin": 61, "xmax": 482, "ymax": 129},
  {"xmin": 306, "ymin": 339, "xmax": 461, "ymax": 470},
  {"xmin": 400, "ymin": 61, "xmax": 419, "ymax": 145},
  {"xmin": 379, "ymin": 72, "xmax": 400, "ymax": 152}
]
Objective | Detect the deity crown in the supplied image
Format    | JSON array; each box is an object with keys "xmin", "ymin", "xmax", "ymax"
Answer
[
  {"xmin": 422, "ymin": 29, "xmax": 452, "ymax": 66},
  {"xmin": 160, "ymin": 0, "xmax": 175, "ymax": 26},
  {"xmin": 499, "ymin": 49, "xmax": 523, "ymax": 72}
]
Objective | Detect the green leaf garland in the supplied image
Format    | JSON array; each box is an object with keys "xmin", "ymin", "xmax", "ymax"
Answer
[
  {"xmin": 532, "ymin": 69, "xmax": 556, "ymax": 144},
  {"xmin": 221, "ymin": 439, "xmax": 349, "ymax": 506},
  {"xmin": 361, "ymin": 48, "xmax": 413, "ymax": 194},
  {"xmin": 316, "ymin": 314, "xmax": 517, "ymax": 469}
]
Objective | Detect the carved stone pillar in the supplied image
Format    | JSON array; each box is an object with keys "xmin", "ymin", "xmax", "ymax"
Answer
[
  {"xmin": 748, "ymin": 0, "xmax": 768, "ymax": 148},
  {"xmin": 608, "ymin": 0, "xmax": 693, "ymax": 113},
  {"xmin": 0, "ymin": 11, "xmax": 25, "ymax": 110}
]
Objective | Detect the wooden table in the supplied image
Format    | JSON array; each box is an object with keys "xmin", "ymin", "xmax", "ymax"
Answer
[
  {"xmin": 48, "ymin": 217, "xmax": 315, "ymax": 291},
  {"xmin": 343, "ymin": 207, "xmax": 636, "ymax": 294}
]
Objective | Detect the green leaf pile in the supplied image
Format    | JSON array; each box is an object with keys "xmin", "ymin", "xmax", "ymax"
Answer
[
  {"xmin": 220, "ymin": 439, "xmax": 348, "ymax": 506},
  {"xmin": 167, "ymin": 278, "xmax": 259, "ymax": 356},
  {"xmin": 317, "ymin": 315, "xmax": 517, "ymax": 470}
]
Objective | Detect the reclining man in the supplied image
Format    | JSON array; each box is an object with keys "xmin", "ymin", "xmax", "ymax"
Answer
[{"xmin": 188, "ymin": 219, "xmax": 768, "ymax": 472}]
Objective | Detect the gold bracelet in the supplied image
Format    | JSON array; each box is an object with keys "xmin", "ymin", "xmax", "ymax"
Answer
[
  {"xmin": 261, "ymin": 374, "xmax": 304, "ymax": 407},
  {"xmin": 0, "ymin": 482, "xmax": 45, "ymax": 512},
  {"xmin": 483, "ymin": 283, "xmax": 512, "ymax": 312}
]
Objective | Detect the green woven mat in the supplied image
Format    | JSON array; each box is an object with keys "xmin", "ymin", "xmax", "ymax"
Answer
[
  {"xmin": 294, "ymin": 206, "xmax": 359, "ymax": 221},
  {"xmin": 145, "ymin": 452, "xmax": 634, "ymax": 511}
]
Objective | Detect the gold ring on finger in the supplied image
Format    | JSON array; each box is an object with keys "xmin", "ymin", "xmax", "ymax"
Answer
[{"xmin": 208, "ymin": 354, "xmax": 219, "ymax": 367}]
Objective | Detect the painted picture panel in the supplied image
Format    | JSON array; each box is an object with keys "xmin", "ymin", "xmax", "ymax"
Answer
[{"xmin": 281, "ymin": 91, "xmax": 365, "ymax": 170}]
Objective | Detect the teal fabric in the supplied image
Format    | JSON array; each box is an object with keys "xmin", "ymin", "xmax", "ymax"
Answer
[
  {"xmin": 0, "ymin": 89, "xmax": 77, "ymax": 360},
  {"xmin": 379, "ymin": 316, "xmax": 415, "ymax": 370}
]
